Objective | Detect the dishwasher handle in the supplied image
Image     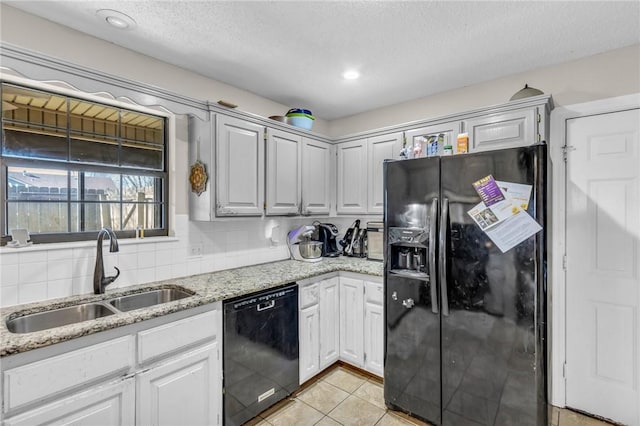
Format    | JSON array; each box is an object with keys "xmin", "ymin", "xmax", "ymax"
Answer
[{"xmin": 257, "ymin": 300, "xmax": 275, "ymax": 311}]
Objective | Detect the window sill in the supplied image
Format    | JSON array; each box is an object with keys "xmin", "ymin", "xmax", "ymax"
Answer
[{"xmin": 0, "ymin": 236, "xmax": 180, "ymax": 255}]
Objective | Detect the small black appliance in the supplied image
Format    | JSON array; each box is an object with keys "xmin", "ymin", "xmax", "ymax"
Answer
[{"xmin": 314, "ymin": 222, "xmax": 341, "ymax": 257}]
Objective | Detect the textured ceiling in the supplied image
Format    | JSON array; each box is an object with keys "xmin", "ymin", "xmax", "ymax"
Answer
[{"xmin": 5, "ymin": 1, "xmax": 640, "ymax": 120}]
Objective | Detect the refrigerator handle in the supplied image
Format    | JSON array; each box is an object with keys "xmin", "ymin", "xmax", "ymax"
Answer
[
  {"xmin": 439, "ymin": 197, "xmax": 450, "ymax": 316},
  {"xmin": 429, "ymin": 198, "xmax": 438, "ymax": 314}
]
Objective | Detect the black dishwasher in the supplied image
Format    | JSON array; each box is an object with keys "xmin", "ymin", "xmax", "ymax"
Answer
[{"xmin": 223, "ymin": 284, "xmax": 298, "ymax": 426}]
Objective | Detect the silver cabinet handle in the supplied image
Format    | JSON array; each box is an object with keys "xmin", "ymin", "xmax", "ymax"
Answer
[
  {"xmin": 429, "ymin": 198, "xmax": 438, "ymax": 314},
  {"xmin": 439, "ymin": 198, "xmax": 449, "ymax": 316},
  {"xmin": 402, "ymin": 298, "xmax": 415, "ymax": 309}
]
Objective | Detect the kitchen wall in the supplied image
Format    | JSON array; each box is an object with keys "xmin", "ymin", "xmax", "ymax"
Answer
[
  {"xmin": 0, "ymin": 214, "xmax": 357, "ymax": 307},
  {"xmin": 0, "ymin": 5, "xmax": 330, "ymax": 136},
  {"xmin": 329, "ymin": 44, "xmax": 640, "ymax": 137},
  {"xmin": 1, "ymin": 3, "xmax": 638, "ymax": 307}
]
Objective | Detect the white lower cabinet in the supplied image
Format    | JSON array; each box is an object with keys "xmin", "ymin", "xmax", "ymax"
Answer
[
  {"xmin": 1, "ymin": 305, "xmax": 222, "ymax": 426},
  {"xmin": 299, "ymin": 304, "xmax": 320, "ymax": 383},
  {"xmin": 298, "ymin": 276, "xmax": 341, "ymax": 384},
  {"xmin": 137, "ymin": 342, "xmax": 219, "ymax": 426},
  {"xmin": 3, "ymin": 377, "xmax": 135, "ymax": 426},
  {"xmin": 319, "ymin": 278, "xmax": 340, "ymax": 369},
  {"xmin": 363, "ymin": 280, "xmax": 384, "ymax": 376},
  {"xmin": 339, "ymin": 277, "xmax": 365, "ymax": 367}
]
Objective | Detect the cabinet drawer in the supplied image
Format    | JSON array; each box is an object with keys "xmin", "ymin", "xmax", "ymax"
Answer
[
  {"xmin": 365, "ymin": 281, "xmax": 383, "ymax": 305},
  {"xmin": 299, "ymin": 282, "xmax": 320, "ymax": 309},
  {"xmin": 137, "ymin": 310, "xmax": 217, "ymax": 364},
  {"xmin": 3, "ymin": 335, "xmax": 134, "ymax": 413}
]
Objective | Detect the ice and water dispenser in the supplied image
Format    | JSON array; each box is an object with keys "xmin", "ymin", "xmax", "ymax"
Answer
[{"xmin": 388, "ymin": 227, "xmax": 429, "ymax": 279}]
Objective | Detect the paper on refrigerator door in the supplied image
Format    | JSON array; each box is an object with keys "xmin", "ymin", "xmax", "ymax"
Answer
[
  {"xmin": 484, "ymin": 210, "xmax": 542, "ymax": 253},
  {"xmin": 496, "ymin": 181, "xmax": 533, "ymax": 210},
  {"xmin": 468, "ymin": 178, "xmax": 540, "ymax": 252}
]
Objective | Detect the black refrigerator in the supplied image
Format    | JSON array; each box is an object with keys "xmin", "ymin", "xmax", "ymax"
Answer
[{"xmin": 383, "ymin": 145, "xmax": 547, "ymax": 426}]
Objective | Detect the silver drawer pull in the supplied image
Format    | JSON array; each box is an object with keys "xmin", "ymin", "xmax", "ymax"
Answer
[{"xmin": 257, "ymin": 300, "xmax": 275, "ymax": 311}]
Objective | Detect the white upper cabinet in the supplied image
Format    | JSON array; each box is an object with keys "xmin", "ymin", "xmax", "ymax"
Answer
[
  {"xmin": 302, "ymin": 138, "xmax": 333, "ymax": 215},
  {"xmin": 216, "ymin": 115, "xmax": 265, "ymax": 216},
  {"xmin": 367, "ymin": 133, "xmax": 403, "ymax": 214},
  {"xmin": 266, "ymin": 128, "xmax": 302, "ymax": 215},
  {"xmin": 465, "ymin": 107, "xmax": 537, "ymax": 152},
  {"xmin": 336, "ymin": 139, "xmax": 368, "ymax": 214}
]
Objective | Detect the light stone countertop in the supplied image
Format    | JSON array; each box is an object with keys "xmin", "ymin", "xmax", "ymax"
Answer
[{"xmin": 0, "ymin": 257, "xmax": 383, "ymax": 357}]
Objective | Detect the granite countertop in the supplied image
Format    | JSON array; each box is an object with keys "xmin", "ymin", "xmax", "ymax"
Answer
[{"xmin": 0, "ymin": 257, "xmax": 383, "ymax": 357}]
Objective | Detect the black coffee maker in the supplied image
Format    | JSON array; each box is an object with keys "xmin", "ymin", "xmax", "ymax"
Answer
[{"xmin": 314, "ymin": 222, "xmax": 341, "ymax": 257}]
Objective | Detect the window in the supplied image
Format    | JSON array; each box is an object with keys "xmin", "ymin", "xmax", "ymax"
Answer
[{"xmin": 1, "ymin": 83, "xmax": 168, "ymax": 243}]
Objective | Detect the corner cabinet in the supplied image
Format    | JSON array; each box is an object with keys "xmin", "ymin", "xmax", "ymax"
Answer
[
  {"xmin": 216, "ymin": 115, "xmax": 265, "ymax": 216},
  {"xmin": 337, "ymin": 133, "xmax": 402, "ymax": 215},
  {"xmin": 266, "ymin": 128, "xmax": 302, "ymax": 215},
  {"xmin": 298, "ymin": 277, "xmax": 340, "ymax": 384}
]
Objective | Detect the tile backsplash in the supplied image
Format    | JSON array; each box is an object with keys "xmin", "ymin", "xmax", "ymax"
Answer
[{"xmin": 0, "ymin": 215, "xmax": 360, "ymax": 307}]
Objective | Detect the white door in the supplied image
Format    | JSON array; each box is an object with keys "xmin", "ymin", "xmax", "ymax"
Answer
[
  {"xmin": 367, "ymin": 133, "xmax": 402, "ymax": 214},
  {"xmin": 137, "ymin": 343, "xmax": 220, "ymax": 426},
  {"xmin": 363, "ymin": 280, "xmax": 384, "ymax": 377},
  {"xmin": 465, "ymin": 107, "xmax": 537, "ymax": 152},
  {"xmin": 216, "ymin": 115, "xmax": 264, "ymax": 216},
  {"xmin": 566, "ymin": 108, "xmax": 640, "ymax": 426},
  {"xmin": 302, "ymin": 138, "xmax": 333, "ymax": 215},
  {"xmin": 266, "ymin": 128, "xmax": 302, "ymax": 215},
  {"xmin": 4, "ymin": 378, "xmax": 135, "ymax": 426},
  {"xmin": 336, "ymin": 139, "xmax": 368, "ymax": 214},
  {"xmin": 299, "ymin": 304, "xmax": 320, "ymax": 383},
  {"xmin": 364, "ymin": 301, "xmax": 384, "ymax": 377},
  {"xmin": 319, "ymin": 277, "xmax": 340, "ymax": 369},
  {"xmin": 339, "ymin": 277, "xmax": 364, "ymax": 367}
]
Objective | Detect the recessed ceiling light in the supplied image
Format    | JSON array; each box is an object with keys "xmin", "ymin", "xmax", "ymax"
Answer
[
  {"xmin": 96, "ymin": 9, "xmax": 137, "ymax": 30},
  {"xmin": 343, "ymin": 70, "xmax": 360, "ymax": 80}
]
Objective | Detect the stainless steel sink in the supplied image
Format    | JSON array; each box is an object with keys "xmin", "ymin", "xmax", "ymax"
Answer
[
  {"xmin": 6, "ymin": 303, "xmax": 118, "ymax": 334},
  {"xmin": 108, "ymin": 288, "xmax": 193, "ymax": 312}
]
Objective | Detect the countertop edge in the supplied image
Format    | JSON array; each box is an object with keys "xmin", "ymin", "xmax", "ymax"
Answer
[{"xmin": 1, "ymin": 258, "xmax": 383, "ymax": 357}]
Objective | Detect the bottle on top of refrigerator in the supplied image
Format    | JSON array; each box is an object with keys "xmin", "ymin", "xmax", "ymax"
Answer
[{"xmin": 457, "ymin": 133, "xmax": 469, "ymax": 154}]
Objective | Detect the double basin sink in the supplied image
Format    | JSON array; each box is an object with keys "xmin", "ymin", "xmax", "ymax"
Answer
[{"xmin": 6, "ymin": 287, "xmax": 194, "ymax": 334}]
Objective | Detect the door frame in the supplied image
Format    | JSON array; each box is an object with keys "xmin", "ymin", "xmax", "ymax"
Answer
[{"xmin": 549, "ymin": 92, "xmax": 640, "ymax": 407}]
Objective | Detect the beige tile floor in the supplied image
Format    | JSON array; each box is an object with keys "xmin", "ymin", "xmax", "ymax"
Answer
[{"xmin": 246, "ymin": 366, "xmax": 615, "ymax": 426}]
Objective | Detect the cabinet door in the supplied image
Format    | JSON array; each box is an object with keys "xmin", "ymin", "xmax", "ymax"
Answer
[
  {"xmin": 299, "ymin": 304, "xmax": 320, "ymax": 384},
  {"xmin": 404, "ymin": 121, "xmax": 462, "ymax": 156},
  {"xmin": 367, "ymin": 133, "xmax": 403, "ymax": 214},
  {"xmin": 137, "ymin": 342, "xmax": 220, "ymax": 426},
  {"xmin": 465, "ymin": 107, "xmax": 537, "ymax": 152},
  {"xmin": 4, "ymin": 378, "xmax": 135, "ymax": 426},
  {"xmin": 336, "ymin": 139, "xmax": 368, "ymax": 214},
  {"xmin": 216, "ymin": 115, "xmax": 265, "ymax": 216},
  {"xmin": 302, "ymin": 138, "xmax": 333, "ymax": 215},
  {"xmin": 339, "ymin": 277, "xmax": 364, "ymax": 367},
  {"xmin": 188, "ymin": 113, "xmax": 215, "ymax": 221},
  {"xmin": 266, "ymin": 128, "xmax": 302, "ymax": 215},
  {"xmin": 364, "ymin": 301, "xmax": 384, "ymax": 377},
  {"xmin": 319, "ymin": 277, "xmax": 340, "ymax": 369}
]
